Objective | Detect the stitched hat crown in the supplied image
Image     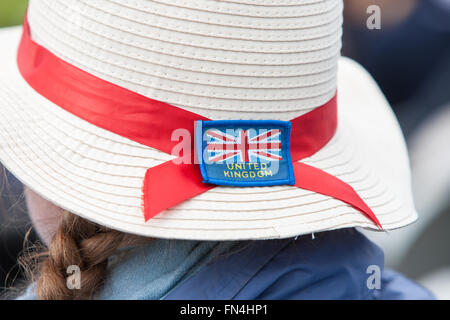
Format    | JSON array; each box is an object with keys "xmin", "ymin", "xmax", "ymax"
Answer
[{"xmin": 27, "ymin": 0, "xmax": 343, "ymax": 120}]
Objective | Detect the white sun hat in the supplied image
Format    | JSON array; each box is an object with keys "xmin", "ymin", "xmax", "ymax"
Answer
[{"xmin": 0, "ymin": 0, "xmax": 417, "ymax": 240}]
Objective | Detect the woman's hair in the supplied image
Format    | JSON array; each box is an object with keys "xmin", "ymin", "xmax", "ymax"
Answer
[{"xmin": 19, "ymin": 211, "xmax": 148, "ymax": 300}]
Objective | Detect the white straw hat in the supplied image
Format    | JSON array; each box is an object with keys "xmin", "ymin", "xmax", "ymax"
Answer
[{"xmin": 0, "ymin": 0, "xmax": 417, "ymax": 240}]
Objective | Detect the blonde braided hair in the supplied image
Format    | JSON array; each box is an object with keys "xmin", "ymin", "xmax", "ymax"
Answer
[{"xmin": 21, "ymin": 211, "xmax": 148, "ymax": 300}]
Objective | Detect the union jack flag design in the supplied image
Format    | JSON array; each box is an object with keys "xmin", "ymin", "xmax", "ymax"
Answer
[{"xmin": 206, "ymin": 128, "xmax": 282, "ymax": 163}]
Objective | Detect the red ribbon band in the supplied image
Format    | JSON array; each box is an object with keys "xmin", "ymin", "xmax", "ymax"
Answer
[{"xmin": 17, "ymin": 17, "xmax": 382, "ymax": 229}]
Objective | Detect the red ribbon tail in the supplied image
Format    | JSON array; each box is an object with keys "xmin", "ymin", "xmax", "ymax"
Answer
[
  {"xmin": 143, "ymin": 160, "xmax": 383, "ymax": 229},
  {"xmin": 142, "ymin": 161, "xmax": 214, "ymax": 221},
  {"xmin": 293, "ymin": 162, "xmax": 383, "ymax": 229}
]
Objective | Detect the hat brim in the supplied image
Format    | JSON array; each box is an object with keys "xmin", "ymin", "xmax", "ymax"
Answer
[{"xmin": 0, "ymin": 26, "xmax": 417, "ymax": 240}]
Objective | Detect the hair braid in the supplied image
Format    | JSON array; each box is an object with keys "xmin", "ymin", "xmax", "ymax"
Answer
[{"xmin": 34, "ymin": 211, "xmax": 147, "ymax": 300}]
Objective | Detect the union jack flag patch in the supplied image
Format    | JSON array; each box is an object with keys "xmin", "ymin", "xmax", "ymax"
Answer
[{"xmin": 196, "ymin": 120, "xmax": 295, "ymax": 187}]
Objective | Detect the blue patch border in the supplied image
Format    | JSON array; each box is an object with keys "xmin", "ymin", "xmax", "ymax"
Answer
[{"xmin": 195, "ymin": 120, "xmax": 296, "ymax": 187}]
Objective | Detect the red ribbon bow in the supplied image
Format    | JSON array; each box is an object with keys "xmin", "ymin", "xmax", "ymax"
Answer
[{"xmin": 17, "ymin": 17, "xmax": 382, "ymax": 229}]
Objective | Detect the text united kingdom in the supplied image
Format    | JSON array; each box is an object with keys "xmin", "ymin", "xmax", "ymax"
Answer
[{"xmin": 196, "ymin": 120, "xmax": 295, "ymax": 187}]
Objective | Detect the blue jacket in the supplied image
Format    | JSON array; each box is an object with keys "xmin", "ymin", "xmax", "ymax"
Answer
[
  {"xmin": 164, "ymin": 229, "xmax": 434, "ymax": 300},
  {"xmin": 18, "ymin": 228, "xmax": 434, "ymax": 300}
]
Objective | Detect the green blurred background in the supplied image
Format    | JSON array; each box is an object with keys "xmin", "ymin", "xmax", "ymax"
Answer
[{"xmin": 0, "ymin": 0, "xmax": 28, "ymax": 28}]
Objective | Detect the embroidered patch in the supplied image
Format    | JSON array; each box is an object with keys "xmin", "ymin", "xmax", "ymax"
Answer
[{"xmin": 195, "ymin": 120, "xmax": 295, "ymax": 187}]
